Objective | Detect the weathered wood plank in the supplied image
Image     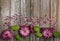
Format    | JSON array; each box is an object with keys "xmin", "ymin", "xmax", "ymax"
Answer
[
  {"xmin": 40, "ymin": 0, "xmax": 50, "ymax": 28},
  {"xmin": 33, "ymin": 0, "xmax": 40, "ymax": 41},
  {"xmin": 56, "ymin": 0, "xmax": 59, "ymax": 41},
  {"xmin": 21, "ymin": 0, "xmax": 25, "ymax": 41},
  {"xmin": 21, "ymin": 0, "xmax": 31, "ymax": 41},
  {"xmin": 29, "ymin": 0, "xmax": 36, "ymax": 41},
  {"xmin": 1, "ymin": 0, "xmax": 11, "ymax": 41},
  {"xmin": 11, "ymin": 0, "xmax": 21, "ymax": 41},
  {"xmin": 50, "ymin": 0, "xmax": 56, "ymax": 41},
  {"xmin": 25, "ymin": 0, "xmax": 30, "ymax": 41},
  {"xmin": 1, "ymin": 0, "xmax": 11, "ymax": 29}
]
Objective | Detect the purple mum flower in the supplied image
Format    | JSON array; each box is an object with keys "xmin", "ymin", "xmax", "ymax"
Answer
[
  {"xmin": 42, "ymin": 28, "xmax": 55, "ymax": 39},
  {"xmin": 1, "ymin": 30, "xmax": 13, "ymax": 40},
  {"xmin": 18, "ymin": 25, "xmax": 30, "ymax": 37}
]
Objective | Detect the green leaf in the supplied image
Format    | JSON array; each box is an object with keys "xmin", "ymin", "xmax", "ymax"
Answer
[
  {"xmin": 15, "ymin": 34, "xmax": 22, "ymax": 41},
  {"xmin": 53, "ymin": 32, "xmax": 60, "ymax": 37},
  {"xmin": 35, "ymin": 32, "xmax": 42, "ymax": 37},
  {"xmin": 10, "ymin": 25, "xmax": 19, "ymax": 31},
  {"xmin": 34, "ymin": 26, "xmax": 40, "ymax": 32}
]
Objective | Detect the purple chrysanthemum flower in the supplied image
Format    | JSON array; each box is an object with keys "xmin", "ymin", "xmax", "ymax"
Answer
[
  {"xmin": 18, "ymin": 25, "xmax": 30, "ymax": 37},
  {"xmin": 42, "ymin": 28, "xmax": 55, "ymax": 39},
  {"xmin": 1, "ymin": 30, "xmax": 13, "ymax": 40}
]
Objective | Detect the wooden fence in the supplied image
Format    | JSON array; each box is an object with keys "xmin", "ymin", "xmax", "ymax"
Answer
[{"xmin": 0, "ymin": 0, "xmax": 60, "ymax": 41}]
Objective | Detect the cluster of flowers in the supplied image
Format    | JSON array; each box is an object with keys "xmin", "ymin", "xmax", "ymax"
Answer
[{"xmin": 0, "ymin": 14, "xmax": 60, "ymax": 41}]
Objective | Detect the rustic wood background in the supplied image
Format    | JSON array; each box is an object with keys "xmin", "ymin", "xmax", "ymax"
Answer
[{"xmin": 0, "ymin": 0, "xmax": 60, "ymax": 41}]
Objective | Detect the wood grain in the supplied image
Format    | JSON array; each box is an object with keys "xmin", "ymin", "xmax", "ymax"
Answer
[{"xmin": 0, "ymin": 0, "xmax": 60, "ymax": 41}]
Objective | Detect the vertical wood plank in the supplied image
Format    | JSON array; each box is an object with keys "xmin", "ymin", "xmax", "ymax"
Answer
[
  {"xmin": 58, "ymin": 0, "xmax": 60, "ymax": 32},
  {"xmin": 56, "ymin": 0, "xmax": 59, "ymax": 41},
  {"xmin": 40, "ymin": 0, "xmax": 50, "ymax": 27},
  {"xmin": 51, "ymin": 0, "xmax": 59, "ymax": 41},
  {"xmin": 25, "ymin": 0, "xmax": 30, "ymax": 41},
  {"xmin": 11, "ymin": 0, "xmax": 16, "ymax": 41},
  {"xmin": 1, "ymin": 0, "xmax": 11, "ymax": 41},
  {"xmin": 50, "ymin": 0, "xmax": 54, "ymax": 41},
  {"xmin": 33, "ymin": 0, "xmax": 40, "ymax": 41},
  {"xmin": 21, "ymin": 0, "xmax": 30, "ymax": 41},
  {"xmin": 21, "ymin": 0, "xmax": 25, "ymax": 41},
  {"xmin": 29, "ymin": 0, "xmax": 36, "ymax": 41},
  {"xmin": 40, "ymin": 0, "xmax": 50, "ymax": 41},
  {"xmin": 11, "ymin": 0, "xmax": 21, "ymax": 26},
  {"xmin": 11, "ymin": 0, "xmax": 21, "ymax": 41},
  {"xmin": 1, "ymin": 0, "xmax": 11, "ymax": 29}
]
